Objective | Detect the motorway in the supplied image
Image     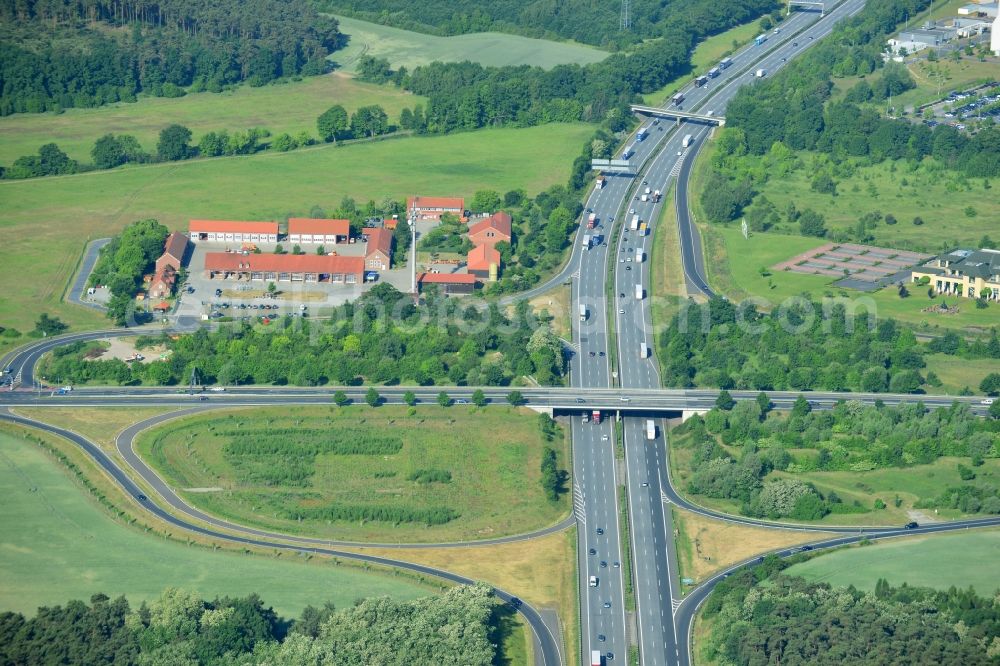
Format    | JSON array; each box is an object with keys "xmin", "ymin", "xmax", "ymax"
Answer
[{"xmin": 2, "ymin": 2, "xmax": 996, "ymax": 665}]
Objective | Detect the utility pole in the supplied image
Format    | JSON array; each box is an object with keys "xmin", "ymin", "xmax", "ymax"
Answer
[
  {"xmin": 620, "ymin": 0, "xmax": 630, "ymax": 31},
  {"xmin": 408, "ymin": 207, "xmax": 418, "ymax": 295}
]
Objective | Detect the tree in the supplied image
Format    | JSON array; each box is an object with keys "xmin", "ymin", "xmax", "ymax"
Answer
[
  {"xmin": 157, "ymin": 124, "xmax": 192, "ymax": 161},
  {"xmin": 437, "ymin": 391, "xmax": 451, "ymax": 407},
  {"xmin": 756, "ymin": 392, "xmax": 772, "ymax": 415},
  {"xmin": 989, "ymin": 400, "xmax": 1000, "ymax": 419},
  {"xmin": 34, "ymin": 313, "xmax": 67, "ymax": 336},
  {"xmin": 791, "ymin": 395, "xmax": 811, "ymax": 417},
  {"xmin": 403, "ymin": 390, "xmax": 417, "ymax": 406},
  {"xmin": 92, "ymin": 133, "xmax": 127, "ymax": 169},
  {"xmin": 350, "ymin": 105, "xmax": 389, "ymax": 138},
  {"xmin": 271, "ymin": 133, "xmax": 297, "ymax": 152},
  {"xmin": 716, "ymin": 390, "xmax": 735, "ymax": 411},
  {"xmin": 471, "ymin": 389, "xmax": 487, "ymax": 407},
  {"xmin": 365, "ymin": 387, "xmax": 380, "ymax": 407},
  {"xmin": 980, "ymin": 373, "xmax": 1000, "ymax": 396},
  {"xmin": 317, "ymin": 105, "xmax": 348, "ymax": 143},
  {"xmin": 332, "ymin": 390, "xmax": 348, "ymax": 406},
  {"xmin": 470, "ymin": 190, "xmax": 502, "ymax": 213},
  {"xmin": 798, "ymin": 209, "xmax": 827, "ymax": 237},
  {"xmin": 507, "ymin": 390, "xmax": 525, "ymax": 406}
]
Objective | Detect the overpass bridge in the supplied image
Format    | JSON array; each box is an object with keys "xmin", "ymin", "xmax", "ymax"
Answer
[{"xmin": 630, "ymin": 104, "xmax": 725, "ymax": 126}]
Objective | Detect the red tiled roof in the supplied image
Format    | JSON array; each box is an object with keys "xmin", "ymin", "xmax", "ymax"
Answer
[
  {"xmin": 417, "ymin": 272, "xmax": 477, "ymax": 284},
  {"xmin": 407, "ymin": 196, "xmax": 465, "ymax": 211},
  {"xmin": 190, "ymin": 219, "xmax": 279, "ymax": 234},
  {"xmin": 467, "ymin": 244, "xmax": 501, "ymax": 271},
  {"xmin": 287, "ymin": 218, "xmax": 351, "ymax": 236},
  {"xmin": 365, "ymin": 228, "xmax": 393, "ymax": 257},
  {"xmin": 153, "ymin": 301, "xmax": 170, "ymax": 311},
  {"xmin": 204, "ymin": 252, "xmax": 364, "ymax": 274},
  {"xmin": 384, "ymin": 218, "xmax": 398, "ymax": 230},
  {"xmin": 468, "ymin": 211, "xmax": 512, "ymax": 239},
  {"xmin": 161, "ymin": 232, "xmax": 189, "ymax": 262}
]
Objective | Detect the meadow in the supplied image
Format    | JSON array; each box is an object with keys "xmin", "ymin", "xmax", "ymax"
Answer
[
  {"xmin": 136, "ymin": 405, "xmax": 570, "ymax": 543},
  {"xmin": 331, "ymin": 14, "xmax": 608, "ymax": 73},
  {"xmin": 0, "ymin": 73, "xmax": 422, "ymax": 166},
  {"xmin": 0, "ymin": 122, "xmax": 593, "ymax": 335},
  {"xmin": 786, "ymin": 529, "xmax": 1000, "ymax": 596},
  {"xmin": 0, "ymin": 428, "xmax": 431, "ymax": 617}
]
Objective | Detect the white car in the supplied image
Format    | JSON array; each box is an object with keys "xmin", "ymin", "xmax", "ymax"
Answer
[
  {"xmin": 210, "ymin": 387, "xmax": 226, "ymax": 392},
  {"xmin": 983, "ymin": 398, "xmax": 995, "ymax": 405}
]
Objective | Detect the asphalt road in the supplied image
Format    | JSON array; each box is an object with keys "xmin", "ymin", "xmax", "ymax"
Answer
[
  {"xmin": 0, "ymin": 407, "xmax": 564, "ymax": 666},
  {"xmin": 66, "ymin": 238, "xmax": 112, "ymax": 310}
]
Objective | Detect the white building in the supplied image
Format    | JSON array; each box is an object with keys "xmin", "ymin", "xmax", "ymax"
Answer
[{"xmin": 993, "ymin": 14, "xmax": 1000, "ymax": 55}]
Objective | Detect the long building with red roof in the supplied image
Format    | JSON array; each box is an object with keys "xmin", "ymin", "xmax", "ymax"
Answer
[
  {"xmin": 190, "ymin": 220, "xmax": 278, "ymax": 244},
  {"xmin": 287, "ymin": 218, "xmax": 351, "ymax": 245},
  {"xmin": 406, "ymin": 196, "xmax": 465, "ymax": 221},
  {"xmin": 204, "ymin": 253, "xmax": 363, "ymax": 284}
]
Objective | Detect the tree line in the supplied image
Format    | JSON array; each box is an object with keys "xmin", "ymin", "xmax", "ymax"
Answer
[
  {"xmin": 658, "ymin": 297, "xmax": 983, "ymax": 394},
  {"xmin": 41, "ymin": 284, "xmax": 568, "ymax": 387},
  {"xmin": 676, "ymin": 394, "xmax": 998, "ymax": 520},
  {"xmin": 0, "ymin": 0, "xmax": 342, "ymax": 116},
  {"xmin": 87, "ymin": 219, "xmax": 171, "ymax": 325},
  {"xmin": 702, "ymin": 561, "xmax": 1000, "ymax": 665},
  {"xmin": 0, "ymin": 583, "xmax": 502, "ymax": 665},
  {"xmin": 702, "ymin": 0, "xmax": 1000, "ymax": 232}
]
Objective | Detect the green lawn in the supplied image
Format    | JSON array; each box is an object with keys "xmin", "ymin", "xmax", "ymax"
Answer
[
  {"xmin": 0, "ymin": 73, "xmax": 423, "ymax": 165},
  {"xmin": 136, "ymin": 405, "xmax": 570, "ymax": 543},
  {"xmin": 0, "ymin": 122, "xmax": 593, "ymax": 334},
  {"xmin": 833, "ymin": 58, "xmax": 999, "ymax": 113},
  {"xmin": 787, "ymin": 529, "xmax": 1000, "ymax": 596},
  {"xmin": 331, "ymin": 14, "xmax": 608, "ymax": 73},
  {"xmin": 924, "ymin": 353, "xmax": 1000, "ymax": 394},
  {"xmin": 704, "ymin": 224, "xmax": 1000, "ymax": 332},
  {"xmin": 0, "ymin": 430, "xmax": 431, "ymax": 617}
]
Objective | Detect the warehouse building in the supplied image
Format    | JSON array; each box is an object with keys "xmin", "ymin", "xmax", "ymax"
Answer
[
  {"xmin": 189, "ymin": 220, "xmax": 279, "ymax": 244},
  {"xmin": 204, "ymin": 253, "xmax": 364, "ymax": 284},
  {"xmin": 287, "ymin": 218, "xmax": 351, "ymax": 245},
  {"xmin": 406, "ymin": 196, "xmax": 465, "ymax": 221}
]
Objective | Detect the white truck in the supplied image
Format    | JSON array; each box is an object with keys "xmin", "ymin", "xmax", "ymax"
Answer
[
  {"xmin": 719, "ymin": 57, "xmax": 732, "ymax": 69},
  {"xmin": 682, "ymin": 134, "xmax": 693, "ymax": 148},
  {"xmin": 652, "ymin": 189, "xmax": 662, "ymax": 202},
  {"xmin": 636, "ymin": 126, "xmax": 649, "ymax": 141},
  {"xmin": 630, "ymin": 215, "xmax": 640, "ymax": 231},
  {"xmin": 671, "ymin": 93, "xmax": 684, "ymax": 106},
  {"xmin": 640, "ymin": 193, "xmax": 648, "ymax": 202},
  {"xmin": 708, "ymin": 66, "xmax": 720, "ymax": 78},
  {"xmin": 755, "ymin": 68, "xmax": 766, "ymax": 78},
  {"xmin": 635, "ymin": 284, "xmax": 643, "ymax": 299},
  {"xmin": 592, "ymin": 650, "xmax": 603, "ymax": 666},
  {"xmin": 639, "ymin": 343, "xmax": 649, "ymax": 359},
  {"xmin": 635, "ymin": 248, "xmax": 644, "ymax": 263},
  {"xmin": 622, "ymin": 144, "xmax": 635, "ymax": 159},
  {"xmin": 580, "ymin": 304, "xmax": 587, "ymax": 321},
  {"xmin": 646, "ymin": 419, "xmax": 656, "ymax": 440},
  {"xmin": 583, "ymin": 234, "xmax": 592, "ymax": 249}
]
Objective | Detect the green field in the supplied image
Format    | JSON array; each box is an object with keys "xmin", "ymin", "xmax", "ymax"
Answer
[
  {"xmin": 0, "ymin": 73, "xmax": 422, "ymax": 166},
  {"xmin": 331, "ymin": 14, "xmax": 608, "ymax": 73},
  {"xmin": 787, "ymin": 529, "xmax": 1000, "ymax": 596},
  {"xmin": 924, "ymin": 353, "xmax": 1000, "ymax": 394},
  {"xmin": 702, "ymin": 223, "xmax": 1000, "ymax": 332},
  {"xmin": 136, "ymin": 405, "xmax": 570, "ymax": 543},
  {"xmin": 0, "ymin": 429, "xmax": 431, "ymax": 617},
  {"xmin": 0, "ymin": 122, "xmax": 593, "ymax": 335}
]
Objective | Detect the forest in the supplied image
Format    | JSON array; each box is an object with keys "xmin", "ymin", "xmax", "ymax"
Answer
[
  {"xmin": 657, "ymin": 297, "xmax": 1000, "ymax": 393},
  {"xmin": 674, "ymin": 396, "xmax": 999, "ymax": 520},
  {"xmin": 0, "ymin": 0, "xmax": 342, "ymax": 116},
  {"xmin": 40, "ymin": 285, "xmax": 569, "ymax": 387},
  {"xmin": 0, "ymin": 583, "xmax": 503, "ymax": 665},
  {"xmin": 701, "ymin": 558, "xmax": 1000, "ymax": 665},
  {"xmin": 701, "ymin": 0, "xmax": 1000, "ymax": 230}
]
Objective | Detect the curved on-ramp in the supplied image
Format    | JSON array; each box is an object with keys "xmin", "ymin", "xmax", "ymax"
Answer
[{"xmin": 0, "ymin": 408, "xmax": 563, "ymax": 666}]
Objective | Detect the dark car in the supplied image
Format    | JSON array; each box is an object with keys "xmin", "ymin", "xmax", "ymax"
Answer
[
  {"xmin": 596, "ymin": 527, "xmax": 604, "ymax": 535},
  {"xmin": 606, "ymin": 652, "xmax": 614, "ymax": 660},
  {"xmin": 199, "ymin": 395, "xmax": 209, "ymax": 401},
  {"xmin": 904, "ymin": 521, "xmax": 919, "ymax": 529},
  {"xmin": 597, "ymin": 634, "xmax": 606, "ymax": 642},
  {"xmin": 600, "ymin": 561, "xmax": 607, "ymax": 568},
  {"xmin": 576, "ymin": 398, "xmax": 586, "ymax": 404},
  {"xmin": 800, "ymin": 545, "xmax": 813, "ymax": 551},
  {"xmin": 589, "ymin": 548, "xmax": 597, "ymax": 555},
  {"xmin": 137, "ymin": 494, "xmax": 147, "ymax": 501}
]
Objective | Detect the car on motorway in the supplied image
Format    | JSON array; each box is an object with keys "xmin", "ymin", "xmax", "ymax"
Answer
[
  {"xmin": 793, "ymin": 41, "xmax": 798, "ymax": 46},
  {"xmin": 598, "ymin": 634, "xmax": 606, "ymax": 642},
  {"xmin": 137, "ymin": 494, "xmax": 147, "ymax": 501},
  {"xmin": 800, "ymin": 545, "xmax": 813, "ymax": 551},
  {"xmin": 603, "ymin": 601, "xmax": 611, "ymax": 608},
  {"xmin": 596, "ymin": 527, "xmax": 604, "ymax": 535},
  {"xmin": 625, "ymin": 266, "xmax": 631, "ymax": 271},
  {"xmin": 613, "ymin": 561, "xmax": 620, "ymax": 568},
  {"xmin": 904, "ymin": 521, "xmax": 919, "ymax": 529},
  {"xmin": 209, "ymin": 387, "xmax": 225, "ymax": 392},
  {"xmin": 641, "ymin": 482, "xmax": 648, "ymax": 487},
  {"xmin": 600, "ymin": 560, "xmax": 607, "ymax": 568},
  {"xmin": 199, "ymin": 395, "xmax": 209, "ymax": 401},
  {"xmin": 618, "ymin": 309, "xmax": 625, "ymax": 314},
  {"xmin": 620, "ymin": 292, "xmax": 625, "ymax": 297},
  {"xmin": 606, "ymin": 653, "xmax": 614, "ymax": 661},
  {"xmin": 982, "ymin": 398, "xmax": 995, "ymax": 405},
  {"xmin": 456, "ymin": 399, "xmax": 469, "ymax": 404},
  {"xmin": 589, "ymin": 548, "xmax": 597, "ymax": 555},
  {"xmin": 576, "ymin": 398, "xmax": 586, "ymax": 403}
]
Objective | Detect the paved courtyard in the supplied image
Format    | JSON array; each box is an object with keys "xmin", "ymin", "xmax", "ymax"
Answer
[{"xmin": 772, "ymin": 242, "xmax": 933, "ymax": 292}]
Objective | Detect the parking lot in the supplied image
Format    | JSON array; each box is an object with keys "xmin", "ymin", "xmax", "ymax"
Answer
[
  {"xmin": 174, "ymin": 240, "xmax": 415, "ymax": 322},
  {"xmin": 921, "ymin": 83, "xmax": 1000, "ymax": 131}
]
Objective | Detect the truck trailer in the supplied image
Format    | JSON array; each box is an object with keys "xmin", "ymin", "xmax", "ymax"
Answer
[
  {"xmin": 754, "ymin": 34, "xmax": 767, "ymax": 46},
  {"xmin": 583, "ymin": 234, "xmax": 592, "ymax": 249},
  {"xmin": 635, "ymin": 284, "xmax": 643, "ymax": 299},
  {"xmin": 671, "ymin": 93, "xmax": 684, "ymax": 106},
  {"xmin": 635, "ymin": 248, "xmax": 644, "ymax": 263},
  {"xmin": 652, "ymin": 189, "xmax": 662, "ymax": 202},
  {"xmin": 639, "ymin": 343, "xmax": 649, "ymax": 359},
  {"xmin": 630, "ymin": 215, "xmax": 640, "ymax": 231},
  {"xmin": 708, "ymin": 66, "xmax": 720, "ymax": 78},
  {"xmin": 592, "ymin": 410, "xmax": 601, "ymax": 424},
  {"xmin": 695, "ymin": 75, "xmax": 709, "ymax": 87},
  {"xmin": 579, "ymin": 304, "xmax": 587, "ymax": 321},
  {"xmin": 682, "ymin": 134, "xmax": 693, "ymax": 148},
  {"xmin": 587, "ymin": 212, "xmax": 597, "ymax": 228},
  {"xmin": 636, "ymin": 127, "xmax": 649, "ymax": 141},
  {"xmin": 646, "ymin": 419, "xmax": 656, "ymax": 440},
  {"xmin": 639, "ymin": 222, "xmax": 648, "ymax": 236},
  {"xmin": 755, "ymin": 68, "xmax": 766, "ymax": 78},
  {"xmin": 719, "ymin": 57, "xmax": 732, "ymax": 69},
  {"xmin": 592, "ymin": 650, "xmax": 603, "ymax": 666}
]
